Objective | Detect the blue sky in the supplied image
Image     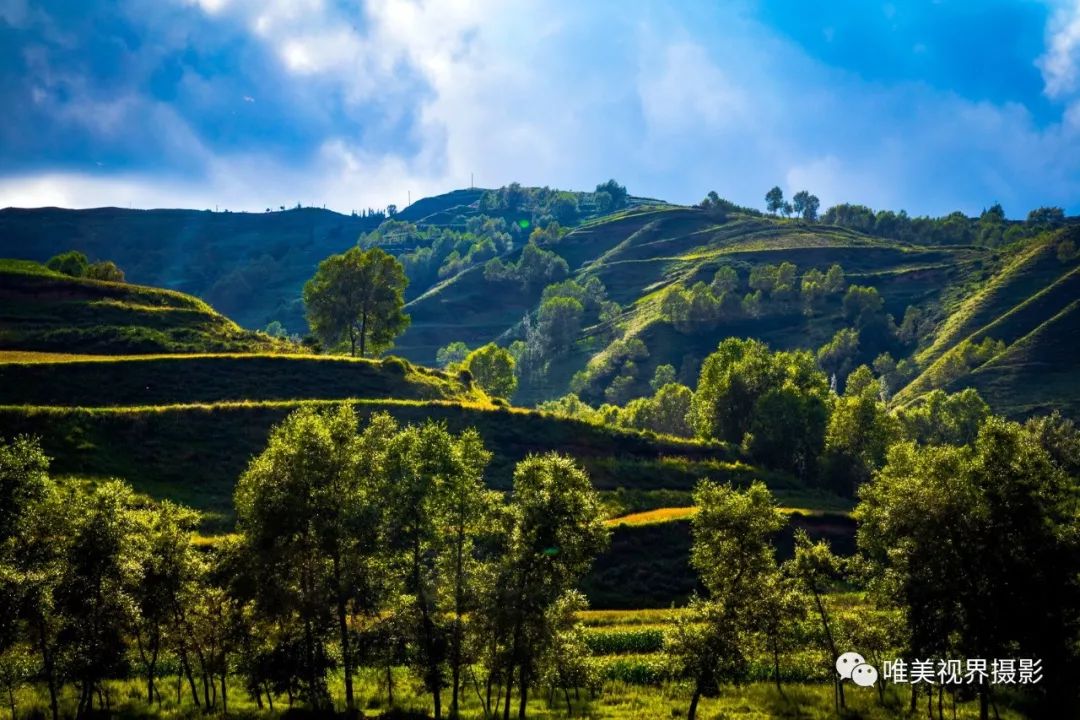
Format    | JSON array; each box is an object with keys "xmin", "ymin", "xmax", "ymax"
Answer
[{"xmin": 0, "ymin": 0, "xmax": 1078, "ymax": 217}]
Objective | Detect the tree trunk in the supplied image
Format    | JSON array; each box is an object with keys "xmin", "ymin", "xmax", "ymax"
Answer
[
  {"xmin": 808, "ymin": 583, "xmax": 843, "ymax": 708},
  {"xmin": 979, "ymin": 684, "xmax": 988, "ymax": 720},
  {"xmin": 147, "ymin": 634, "xmax": 159, "ymax": 705},
  {"xmin": 687, "ymin": 685, "xmax": 701, "ymax": 720},
  {"xmin": 359, "ymin": 310, "xmax": 368, "ymax": 357},
  {"xmin": 502, "ymin": 663, "xmax": 514, "ymax": 720},
  {"xmin": 35, "ymin": 620, "xmax": 60, "ymax": 720},
  {"xmin": 333, "ymin": 554, "xmax": 355, "ymax": 715},
  {"xmin": 772, "ymin": 638, "xmax": 782, "ymax": 693},
  {"xmin": 180, "ymin": 648, "xmax": 200, "ymax": 707},
  {"xmin": 517, "ymin": 664, "xmax": 528, "ymax": 720}
]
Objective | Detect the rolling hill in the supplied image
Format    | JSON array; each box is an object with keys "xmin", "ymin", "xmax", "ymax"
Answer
[
  {"xmin": 0, "ymin": 258, "xmax": 287, "ymax": 354},
  {"xmin": 3, "ymin": 187, "xmax": 1077, "ymax": 421}
]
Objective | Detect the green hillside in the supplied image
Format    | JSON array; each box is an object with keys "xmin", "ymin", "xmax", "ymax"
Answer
[
  {"xmin": 0, "ymin": 259, "xmax": 286, "ymax": 354},
  {"xmin": 0, "ymin": 352, "xmax": 481, "ymax": 406},
  {"xmin": 894, "ymin": 228, "xmax": 1080, "ymax": 412},
  {"xmin": 0, "ymin": 205, "xmax": 383, "ymax": 332}
]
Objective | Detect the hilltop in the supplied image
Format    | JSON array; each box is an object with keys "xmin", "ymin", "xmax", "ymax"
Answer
[
  {"xmin": 3, "ymin": 187, "xmax": 1077, "ymax": 421},
  {"xmin": 0, "ymin": 258, "xmax": 287, "ymax": 354}
]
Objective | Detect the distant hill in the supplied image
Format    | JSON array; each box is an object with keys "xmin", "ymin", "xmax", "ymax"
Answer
[
  {"xmin": 0, "ymin": 205, "xmax": 383, "ymax": 333},
  {"xmin": 3, "ymin": 188, "xmax": 1078, "ymax": 419},
  {"xmin": 0, "ymin": 258, "xmax": 286, "ymax": 354}
]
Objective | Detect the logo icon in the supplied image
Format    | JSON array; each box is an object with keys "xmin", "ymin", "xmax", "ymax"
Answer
[{"xmin": 837, "ymin": 651, "xmax": 878, "ymax": 687}]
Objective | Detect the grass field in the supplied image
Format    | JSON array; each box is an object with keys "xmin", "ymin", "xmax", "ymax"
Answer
[
  {"xmin": 0, "ymin": 352, "xmax": 481, "ymax": 405},
  {"xmin": 0, "ymin": 259, "xmax": 288, "ymax": 354}
]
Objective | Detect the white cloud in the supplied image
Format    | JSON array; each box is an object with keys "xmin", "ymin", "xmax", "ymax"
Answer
[
  {"xmin": 1, "ymin": 0, "xmax": 1079, "ymax": 216},
  {"xmin": 1037, "ymin": 0, "xmax": 1080, "ymax": 98}
]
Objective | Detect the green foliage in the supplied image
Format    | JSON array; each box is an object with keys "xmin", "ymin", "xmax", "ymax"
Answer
[
  {"xmin": 595, "ymin": 179, "xmax": 629, "ymax": 212},
  {"xmin": 85, "ymin": 260, "xmax": 125, "ymax": 282},
  {"xmin": 617, "ymin": 383, "xmax": 694, "ymax": 438},
  {"xmin": 484, "ymin": 241, "xmax": 569, "ymax": 290},
  {"xmin": 463, "ymin": 343, "xmax": 518, "ymax": 400},
  {"xmin": 650, "ymin": 364, "xmax": 677, "ymax": 391},
  {"xmin": 45, "ymin": 250, "xmax": 89, "ymax": 277},
  {"xmin": 435, "ymin": 341, "xmax": 470, "ymax": 368},
  {"xmin": 303, "ymin": 246, "xmax": 410, "ymax": 357},
  {"xmin": 792, "ymin": 191, "xmax": 820, "ymax": 222},
  {"xmin": 856, "ymin": 416, "xmax": 1080, "ymax": 715},
  {"xmin": 822, "ymin": 366, "xmax": 901, "ymax": 495},
  {"xmin": 842, "ymin": 285, "xmax": 884, "ymax": 325},
  {"xmin": 765, "ymin": 186, "xmax": 784, "ymax": 215},
  {"xmin": 816, "ymin": 328, "xmax": 860, "ymax": 386},
  {"xmin": 895, "ymin": 388, "xmax": 990, "ymax": 446},
  {"xmin": 669, "ymin": 480, "xmax": 787, "ymax": 716},
  {"xmin": 691, "ymin": 338, "xmax": 829, "ymax": 479},
  {"xmin": 538, "ymin": 296, "xmax": 584, "ymax": 357}
]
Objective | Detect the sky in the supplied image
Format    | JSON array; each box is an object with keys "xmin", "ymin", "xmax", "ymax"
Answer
[{"xmin": 0, "ymin": 0, "xmax": 1079, "ymax": 217}]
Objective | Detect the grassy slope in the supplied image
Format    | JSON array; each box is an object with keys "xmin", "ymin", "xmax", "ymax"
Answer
[
  {"xmin": 0, "ymin": 259, "xmax": 287, "ymax": 354},
  {"xmin": 896, "ymin": 231, "xmax": 1080, "ymax": 411},
  {"xmin": 0, "ymin": 352, "xmax": 480, "ymax": 406},
  {"xmin": 583, "ymin": 506, "xmax": 856, "ymax": 608},
  {"xmin": 0, "ymin": 206, "xmax": 382, "ymax": 332},
  {"xmin": 555, "ymin": 212, "xmax": 981, "ymax": 404},
  {"xmin": 0, "ymin": 400, "xmax": 748, "ymax": 527}
]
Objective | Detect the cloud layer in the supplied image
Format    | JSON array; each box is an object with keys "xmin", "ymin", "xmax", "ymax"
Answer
[{"xmin": 0, "ymin": 0, "xmax": 1078, "ymax": 216}]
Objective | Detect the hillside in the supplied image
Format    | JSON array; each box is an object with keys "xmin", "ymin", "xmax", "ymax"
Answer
[
  {"xmin": 0, "ymin": 259, "xmax": 286, "ymax": 354},
  {"xmin": 0, "ymin": 206, "xmax": 383, "ymax": 332},
  {"xmin": 5, "ymin": 188, "xmax": 1078, "ymax": 421}
]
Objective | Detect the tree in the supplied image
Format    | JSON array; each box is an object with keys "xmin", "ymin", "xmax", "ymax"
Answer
[
  {"xmin": 824, "ymin": 264, "xmax": 846, "ymax": 294},
  {"xmin": 710, "ymin": 266, "xmax": 739, "ymax": 295},
  {"xmin": 691, "ymin": 338, "xmax": 829, "ymax": 450},
  {"xmin": 1027, "ymin": 206, "xmax": 1065, "ymax": 227},
  {"xmin": 303, "ymin": 246, "xmax": 410, "ymax": 357},
  {"xmin": 787, "ymin": 531, "xmax": 847, "ymax": 710},
  {"xmin": 495, "ymin": 453, "xmax": 608, "ymax": 719},
  {"xmin": 594, "ymin": 179, "xmax": 628, "ymax": 210},
  {"xmin": 765, "ymin": 186, "xmax": 784, "ymax": 215},
  {"xmin": 537, "ymin": 296, "xmax": 583, "ymax": 356},
  {"xmin": 45, "ymin": 250, "xmax": 89, "ymax": 277},
  {"xmin": 464, "ymin": 343, "xmax": 518, "ymax": 400},
  {"xmin": 381, "ymin": 421, "xmax": 495, "ymax": 719},
  {"xmin": 435, "ymin": 342, "xmax": 469, "ymax": 368},
  {"xmin": 85, "ymin": 260, "xmax": 125, "ymax": 282},
  {"xmin": 619, "ymin": 383, "xmax": 694, "ymax": 437},
  {"xmin": 842, "ymin": 284, "xmax": 884, "ymax": 326},
  {"xmin": 822, "ymin": 365, "xmax": 901, "ymax": 495},
  {"xmin": 671, "ymin": 481, "xmax": 785, "ymax": 719},
  {"xmin": 792, "ymin": 191, "xmax": 820, "ymax": 221},
  {"xmin": 800, "ymin": 267, "xmax": 826, "ymax": 314},
  {"xmin": 895, "ymin": 388, "xmax": 989, "ymax": 446},
  {"xmin": 235, "ymin": 406, "xmax": 390, "ymax": 711},
  {"xmin": 650, "ymin": 364, "xmax": 677, "ymax": 391},
  {"xmin": 857, "ymin": 417, "xmax": 1080, "ymax": 717},
  {"xmin": 58, "ymin": 481, "xmax": 142, "ymax": 717},
  {"xmin": 816, "ymin": 328, "xmax": 860, "ymax": 386}
]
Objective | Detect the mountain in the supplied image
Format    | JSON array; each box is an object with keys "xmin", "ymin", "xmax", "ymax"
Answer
[
  {"xmin": 3, "ymin": 188, "xmax": 1078, "ymax": 419},
  {"xmin": 0, "ymin": 258, "xmax": 286, "ymax": 354}
]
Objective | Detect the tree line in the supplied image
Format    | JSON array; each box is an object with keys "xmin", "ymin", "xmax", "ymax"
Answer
[{"xmin": 0, "ymin": 412, "xmax": 609, "ymax": 720}]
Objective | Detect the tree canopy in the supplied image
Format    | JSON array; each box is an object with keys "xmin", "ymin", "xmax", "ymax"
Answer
[{"xmin": 303, "ymin": 246, "xmax": 410, "ymax": 357}]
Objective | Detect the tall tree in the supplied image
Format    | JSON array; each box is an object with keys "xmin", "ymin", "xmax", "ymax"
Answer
[
  {"xmin": 303, "ymin": 246, "xmax": 410, "ymax": 357},
  {"xmin": 380, "ymin": 421, "xmax": 495, "ymax": 719},
  {"xmin": 235, "ymin": 406, "xmax": 390, "ymax": 711},
  {"xmin": 464, "ymin": 343, "xmax": 518, "ymax": 400},
  {"xmin": 765, "ymin": 186, "xmax": 785, "ymax": 215},
  {"xmin": 496, "ymin": 453, "xmax": 609, "ymax": 719},
  {"xmin": 669, "ymin": 480, "xmax": 785, "ymax": 719},
  {"xmin": 857, "ymin": 417, "xmax": 1080, "ymax": 718}
]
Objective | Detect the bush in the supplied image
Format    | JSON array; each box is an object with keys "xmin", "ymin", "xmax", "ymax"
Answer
[{"xmin": 380, "ymin": 356, "xmax": 410, "ymax": 374}]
